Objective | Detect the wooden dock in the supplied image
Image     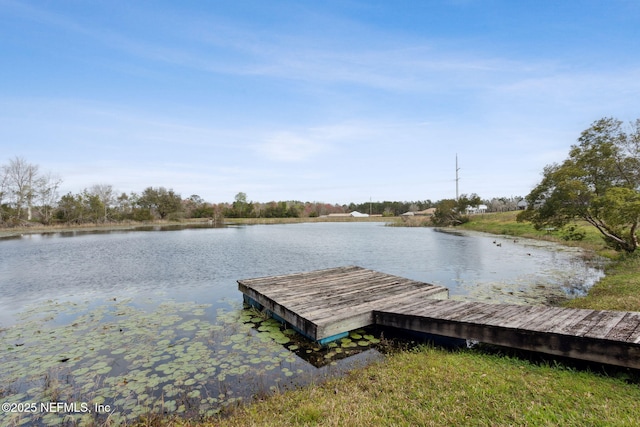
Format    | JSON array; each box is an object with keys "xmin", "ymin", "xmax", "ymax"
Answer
[
  {"xmin": 238, "ymin": 266, "xmax": 640, "ymax": 369},
  {"xmin": 238, "ymin": 266, "xmax": 449, "ymax": 344},
  {"xmin": 376, "ymin": 299, "xmax": 640, "ymax": 369}
]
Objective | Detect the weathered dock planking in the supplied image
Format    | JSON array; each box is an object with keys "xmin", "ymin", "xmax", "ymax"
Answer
[
  {"xmin": 375, "ymin": 300, "xmax": 640, "ymax": 369},
  {"xmin": 238, "ymin": 266, "xmax": 640, "ymax": 369},
  {"xmin": 238, "ymin": 266, "xmax": 449, "ymax": 344}
]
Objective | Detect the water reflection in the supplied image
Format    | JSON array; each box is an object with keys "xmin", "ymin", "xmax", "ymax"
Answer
[{"xmin": 0, "ymin": 223, "xmax": 605, "ymax": 325}]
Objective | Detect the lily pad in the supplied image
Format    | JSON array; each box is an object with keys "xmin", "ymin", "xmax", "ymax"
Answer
[{"xmin": 1, "ymin": 297, "xmax": 384, "ymax": 426}]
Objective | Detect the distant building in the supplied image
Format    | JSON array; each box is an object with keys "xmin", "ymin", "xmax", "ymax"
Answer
[
  {"xmin": 465, "ymin": 204, "xmax": 488, "ymax": 215},
  {"xmin": 402, "ymin": 208, "xmax": 436, "ymax": 217},
  {"xmin": 415, "ymin": 208, "xmax": 436, "ymax": 216},
  {"xmin": 326, "ymin": 211, "xmax": 370, "ymax": 218}
]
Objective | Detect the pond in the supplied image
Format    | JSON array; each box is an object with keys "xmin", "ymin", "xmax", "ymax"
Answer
[{"xmin": 0, "ymin": 222, "xmax": 605, "ymax": 425}]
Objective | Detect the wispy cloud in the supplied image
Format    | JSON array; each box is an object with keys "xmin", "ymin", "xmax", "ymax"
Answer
[
  {"xmin": 3, "ymin": 1, "xmax": 639, "ymax": 203},
  {"xmin": 1, "ymin": 1, "xmax": 537, "ymax": 93},
  {"xmin": 256, "ymin": 132, "xmax": 326, "ymax": 162}
]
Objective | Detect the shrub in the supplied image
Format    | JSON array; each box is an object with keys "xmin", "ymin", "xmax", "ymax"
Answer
[{"xmin": 560, "ymin": 224, "xmax": 586, "ymax": 241}]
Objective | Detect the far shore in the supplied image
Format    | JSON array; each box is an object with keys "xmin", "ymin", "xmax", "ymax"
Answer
[{"xmin": 0, "ymin": 216, "xmax": 398, "ymax": 239}]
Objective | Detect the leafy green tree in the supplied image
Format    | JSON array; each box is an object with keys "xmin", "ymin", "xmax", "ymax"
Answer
[
  {"xmin": 82, "ymin": 190, "xmax": 104, "ymax": 223},
  {"xmin": 184, "ymin": 194, "xmax": 215, "ymax": 218},
  {"xmin": 519, "ymin": 117, "xmax": 640, "ymax": 252},
  {"xmin": 262, "ymin": 201, "xmax": 284, "ymax": 218},
  {"xmin": 432, "ymin": 199, "xmax": 459, "ymax": 226},
  {"xmin": 55, "ymin": 192, "xmax": 84, "ymax": 224},
  {"xmin": 432, "ymin": 194, "xmax": 481, "ymax": 226},
  {"xmin": 286, "ymin": 202, "xmax": 302, "ymax": 218},
  {"xmin": 138, "ymin": 187, "xmax": 183, "ymax": 220},
  {"xmin": 55, "ymin": 190, "xmax": 105, "ymax": 224},
  {"xmin": 226, "ymin": 192, "xmax": 254, "ymax": 218},
  {"xmin": 113, "ymin": 192, "xmax": 133, "ymax": 220}
]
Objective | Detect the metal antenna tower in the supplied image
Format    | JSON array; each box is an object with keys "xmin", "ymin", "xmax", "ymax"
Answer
[{"xmin": 455, "ymin": 154, "xmax": 460, "ymax": 201}]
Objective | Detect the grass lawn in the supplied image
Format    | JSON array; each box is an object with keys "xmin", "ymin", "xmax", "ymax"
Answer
[{"xmin": 191, "ymin": 348, "xmax": 637, "ymax": 427}]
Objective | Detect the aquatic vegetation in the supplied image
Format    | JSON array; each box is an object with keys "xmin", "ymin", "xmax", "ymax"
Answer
[{"xmin": 0, "ymin": 299, "xmax": 384, "ymax": 425}]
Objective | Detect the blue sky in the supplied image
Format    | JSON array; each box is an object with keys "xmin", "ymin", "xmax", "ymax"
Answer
[{"xmin": 1, "ymin": 1, "xmax": 639, "ymax": 204}]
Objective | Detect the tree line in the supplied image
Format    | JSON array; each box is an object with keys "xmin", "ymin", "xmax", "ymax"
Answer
[
  {"xmin": 4, "ymin": 116, "xmax": 639, "ymax": 253},
  {"xmin": 1, "ymin": 156, "xmax": 525, "ymax": 228}
]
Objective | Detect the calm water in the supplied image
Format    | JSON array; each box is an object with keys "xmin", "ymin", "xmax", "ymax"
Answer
[
  {"xmin": 0, "ymin": 222, "xmax": 605, "ymax": 424},
  {"xmin": 0, "ymin": 222, "xmax": 604, "ymax": 325}
]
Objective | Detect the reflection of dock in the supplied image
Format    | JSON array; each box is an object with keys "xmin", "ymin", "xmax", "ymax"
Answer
[{"xmin": 238, "ymin": 266, "xmax": 640, "ymax": 369}]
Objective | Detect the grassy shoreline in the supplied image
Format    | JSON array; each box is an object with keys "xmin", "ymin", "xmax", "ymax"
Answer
[
  {"xmin": 146, "ymin": 213, "xmax": 640, "ymax": 427},
  {"xmin": 458, "ymin": 212, "xmax": 639, "ymax": 311},
  {"xmin": 5, "ymin": 214, "xmax": 639, "ymax": 426}
]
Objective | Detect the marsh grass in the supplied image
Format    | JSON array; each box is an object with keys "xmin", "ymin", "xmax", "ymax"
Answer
[{"xmin": 385, "ymin": 216, "xmax": 431, "ymax": 227}]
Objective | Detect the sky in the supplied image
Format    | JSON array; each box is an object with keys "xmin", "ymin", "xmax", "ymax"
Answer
[{"xmin": 1, "ymin": 0, "xmax": 639, "ymax": 205}]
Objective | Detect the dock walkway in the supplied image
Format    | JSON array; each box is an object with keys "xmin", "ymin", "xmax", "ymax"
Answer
[{"xmin": 238, "ymin": 266, "xmax": 640, "ymax": 369}]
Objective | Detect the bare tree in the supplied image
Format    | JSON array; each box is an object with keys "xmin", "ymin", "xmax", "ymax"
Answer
[
  {"xmin": 0, "ymin": 167, "xmax": 8, "ymax": 224},
  {"xmin": 35, "ymin": 172, "xmax": 63, "ymax": 224},
  {"xmin": 2, "ymin": 156, "xmax": 39, "ymax": 222},
  {"xmin": 88, "ymin": 184, "xmax": 116, "ymax": 223},
  {"xmin": 1, "ymin": 157, "xmax": 64, "ymax": 225}
]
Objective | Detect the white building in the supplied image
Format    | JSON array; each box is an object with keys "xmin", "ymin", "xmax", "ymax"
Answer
[{"xmin": 466, "ymin": 204, "xmax": 488, "ymax": 215}]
